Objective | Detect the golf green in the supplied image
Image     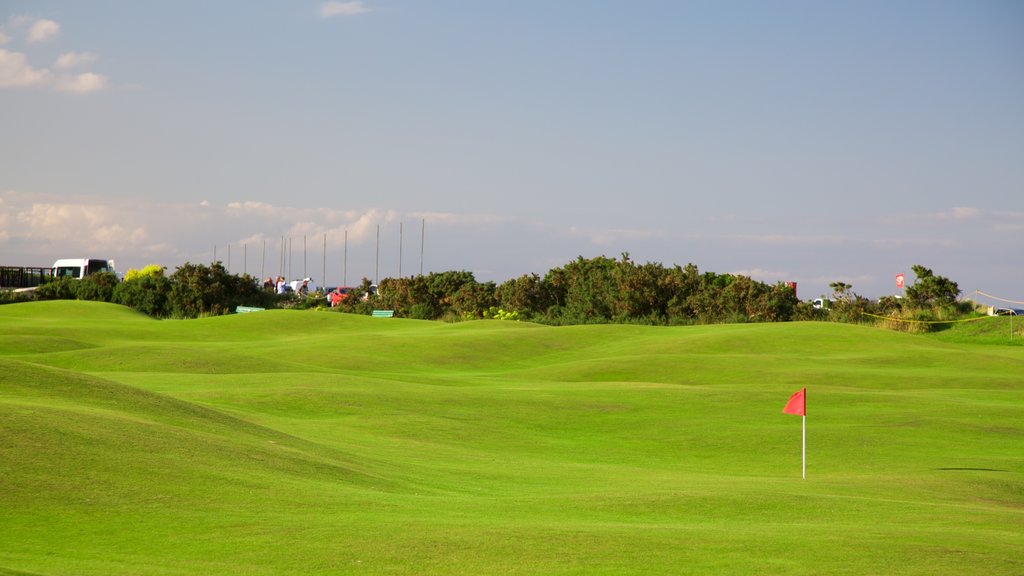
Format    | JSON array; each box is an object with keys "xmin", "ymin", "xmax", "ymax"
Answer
[{"xmin": 1, "ymin": 301, "xmax": 1021, "ymax": 575}]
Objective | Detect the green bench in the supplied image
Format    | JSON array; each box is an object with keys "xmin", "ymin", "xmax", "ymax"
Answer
[
  {"xmin": 371, "ymin": 310, "xmax": 395, "ymax": 318},
  {"xmin": 235, "ymin": 306, "xmax": 266, "ymax": 313}
]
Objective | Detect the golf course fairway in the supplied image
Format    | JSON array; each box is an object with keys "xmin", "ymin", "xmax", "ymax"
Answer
[{"xmin": 1, "ymin": 300, "xmax": 1021, "ymax": 575}]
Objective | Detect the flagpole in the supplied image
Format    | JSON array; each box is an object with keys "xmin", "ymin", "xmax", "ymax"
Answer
[
  {"xmin": 802, "ymin": 414, "xmax": 806, "ymax": 480},
  {"xmin": 782, "ymin": 387, "xmax": 807, "ymax": 479}
]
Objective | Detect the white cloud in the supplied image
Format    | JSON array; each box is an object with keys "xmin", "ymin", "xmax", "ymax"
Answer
[
  {"xmin": 55, "ymin": 51, "xmax": 97, "ymax": 70},
  {"xmin": 55, "ymin": 71, "xmax": 108, "ymax": 94},
  {"xmin": 319, "ymin": 1, "xmax": 371, "ymax": 19},
  {"xmin": 0, "ymin": 48, "xmax": 52, "ymax": 87},
  {"xmin": 227, "ymin": 201, "xmax": 275, "ymax": 212},
  {"xmin": 0, "ymin": 18, "xmax": 113, "ymax": 95},
  {"xmin": 27, "ymin": 18, "xmax": 59, "ymax": 43},
  {"xmin": 0, "ymin": 50, "xmax": 108, "ymax": 94}
]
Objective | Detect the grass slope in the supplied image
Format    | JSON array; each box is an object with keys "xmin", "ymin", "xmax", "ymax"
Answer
[{"xmin": 1, "ymin": 301, "xmax": 1021, "ymax": 575}]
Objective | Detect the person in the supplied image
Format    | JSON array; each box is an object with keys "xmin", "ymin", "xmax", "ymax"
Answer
[
  {"xmin": 276, "ymin": 276, "xmax": 287, "ymax": 295},
  {"xmin": 298, "ymin": 279, "xmax": 309, "ymax": 296},
  {"xmin": 263, "ymin": 277, "xmax": 274, "ymax": 290}
]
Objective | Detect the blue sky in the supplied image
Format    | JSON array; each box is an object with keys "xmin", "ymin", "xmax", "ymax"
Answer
[{"xmin": 2, "ymin": 1, "xmax": 1022, "ymax": 301}]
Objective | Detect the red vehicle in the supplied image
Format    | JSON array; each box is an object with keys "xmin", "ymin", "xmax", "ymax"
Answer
[{"xmin": 328, "ymin": 286, "xmax": 355, "ymax": 307}]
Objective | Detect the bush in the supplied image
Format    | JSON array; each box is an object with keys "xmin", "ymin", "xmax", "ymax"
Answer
[
  {"xmin": 114, "ymin": 274, "xmax": 172, "ymax": 317},
  {"xmin": 124, "ymin": 264, "xmax": 166, "ymax": 283},
  {"xmin": 0, "ymin": 290, "xmax": 33, "ymax": 305},
  {"xmin": 75, "ymin": 272, "xmax": 119, "ymax": 303},
  {"xmin": 408, "ymin": 302, "xmax": 437, "ymax": 320},
  {"xmin": 34, "ymin": 277, "xmax": 79, "ymax": 300},
  {"xmin": 168, "ymin": 262, "xmax": 272, "ymax": 318},
  {"xmin": 487, "ymin": 307, "xmax": 520, "ymax": 321}
]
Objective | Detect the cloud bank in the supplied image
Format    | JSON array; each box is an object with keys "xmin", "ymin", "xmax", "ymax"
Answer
[{"xmin": 1, "ymin": 190, "xmax": 1020, "ymax": 298}]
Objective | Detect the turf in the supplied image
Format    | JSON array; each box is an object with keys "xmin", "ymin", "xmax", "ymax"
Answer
[{"xmin": 1, "ymin": 301, "xmax": 1021, "ymax": 575}]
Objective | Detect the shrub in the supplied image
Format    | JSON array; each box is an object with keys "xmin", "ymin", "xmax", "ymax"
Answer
[
  {"xmin": 123, "ymin": 265, "xmax": 166, "ymax": 283},
  {"xmin": 168, "ymin": 262, "xmax": 272, "ymax": 318},
  {"xmin": 408, "ymin": 302, "xmax": 438, "ymax": 320},
  {"xmin": 75, "ymin": 272, "xmax": 119, "ymax": 303},
  {"xmin": 0, "ymin": 290, "xmax": 33, "ymax": 305},
  {"xmin": 34, "ymin": 277, "xmax": 79, "ymax": 300},
  {"xmin": 487, "ymin": 307, "xmax": 520, "ymax": 321},
  {"xmin": 114, "ymin": 274, "xmax": 172, "ymax": 317}
]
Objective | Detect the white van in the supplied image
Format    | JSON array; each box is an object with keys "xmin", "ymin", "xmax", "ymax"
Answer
[{"xmin": 52, "ymin": 258, "xmax": 117, "ymax": 280}]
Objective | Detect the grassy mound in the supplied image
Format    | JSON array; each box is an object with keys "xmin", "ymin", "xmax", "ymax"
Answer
[{"xmin": 1, "ymin": 302, "xmax": 1021, "ymax": 575}]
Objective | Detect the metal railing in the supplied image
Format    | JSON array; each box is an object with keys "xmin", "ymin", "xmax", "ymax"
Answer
[{"xmin": 0, "ymin": 267, "xmax": 52, "ymax": 289}]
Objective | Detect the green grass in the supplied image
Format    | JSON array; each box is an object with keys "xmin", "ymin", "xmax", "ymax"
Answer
[
  {"xmin": 927, "ymin": 313, "xmax": 1024, "ymax": 346},
  {"xmin": 1, "ymin": 300, "xmax": 1022, "ymax": 575}
]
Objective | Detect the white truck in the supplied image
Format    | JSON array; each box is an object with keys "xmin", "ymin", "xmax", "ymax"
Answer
[
  {"xmin": 1, "ymin": 258, "xmax": 118, "ymax": 291},
  {"xmin": 51, "ymin": 258, "xmax": 118, "ymax": 280}
]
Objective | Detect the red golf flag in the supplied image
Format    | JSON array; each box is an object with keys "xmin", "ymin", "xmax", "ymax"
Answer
[{"xmin": 783, "ymin": 388, "xmax": 806, "ymax": 416}]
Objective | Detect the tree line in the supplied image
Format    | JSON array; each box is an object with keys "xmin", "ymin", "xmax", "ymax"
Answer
[
  {"xmin": 361, "ymin": 254, "xmax": 802, "ymax": 325},
  {"xmin": 1, "ymin": 255, "xmax": 965, "ymax": 330}
]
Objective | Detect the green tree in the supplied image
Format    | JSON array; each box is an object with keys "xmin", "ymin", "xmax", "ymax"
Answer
[
  {"xmin": 496, "ymin": 273, "xmax": 552, "ymax": 320},
  {"xmin": 377, "ymin": 275, "xmax": 433, "ymax": 318},
  {"xmin": 114, "ymin": 270, "xmax": 172, "ymax": 317},
  {"xmin": 168, "ymin": 262, "xmax": 269, "ymax": 318},
  {"xmin": 904, "ymin": 265, "xmax": 960, "ymax": 308},
  {"xmin": 34, "ymin": 277, "xmax": 79, "ymax": 300},
  {"xmin": 547, "ymin": 256, "xmax": 619, "ymax": 324},
  {"xmin": 451, "ymin": 280, "xmax": 498, "ymax": 319},
  {"xmin": 829, "ymin": 281, "xmax": 854, "ymax": 301},
  {"xmin": 75, "ymin": 271, "xmax": 120, "ymax": 303}
]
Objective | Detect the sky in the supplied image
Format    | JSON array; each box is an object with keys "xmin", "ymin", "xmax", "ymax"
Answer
[{"xmin": 1, "ymin": 1, "xmax": 1022, "ymax": 302}]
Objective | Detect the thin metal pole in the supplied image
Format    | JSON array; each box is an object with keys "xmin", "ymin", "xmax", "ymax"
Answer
[
  {"xmin": 322, "ymin": 233, "xmax": 327, "ymax": 287},
  {"xmin": 303, "ymin": 235, "xmax": 307, "ymax": 280},
  {"xmin": 261, "ymin": 238, "xmax": 266, "ymax": 281},
  {"xmin": 244, "ymin": 244, "xmax": 247, "ymax": 277},
  {"xmin": 214, "ymin": 245, "xmax": 217, "ymax": 264},
  {"xmin": 375, "ymin": 224, "xmax": 380, "ymax": 284},
  {"xmin": 227, "ymin": 244, "xmax": 231, "ymax": 272},
  {"xmin": 399, "ymin": 222, "xmax": 403, "ymax": 278},
  {"xmin": 420, "ymin": 218, "xmax": 425, "ymax": 276},
  {"xmin": 802, "ymin": 415, "xmax": 806, "ymax": 480},
  {"xmin": 343, "ymin": 229, "xmax": 348, "ymax": 286}
]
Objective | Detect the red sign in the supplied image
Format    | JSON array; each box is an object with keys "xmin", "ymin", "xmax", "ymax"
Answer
[{"xmin": 896, "ymin": 273, "xmax": 905, "ymax": 289}]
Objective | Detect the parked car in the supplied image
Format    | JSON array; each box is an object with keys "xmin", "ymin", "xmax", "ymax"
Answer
[{"xmin": 327, "ymin": 286, "xmax": 355, "ymax": 307}]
